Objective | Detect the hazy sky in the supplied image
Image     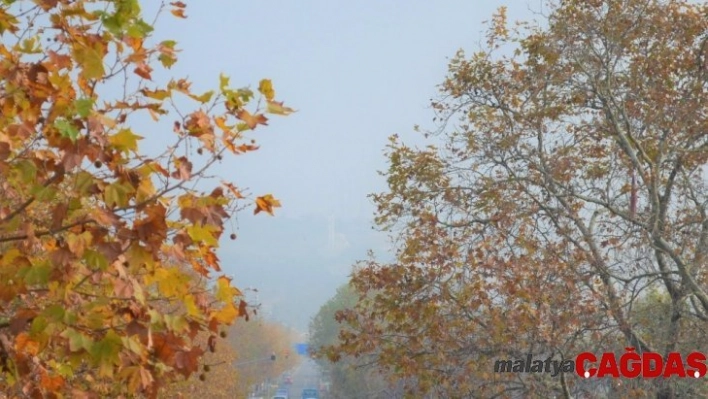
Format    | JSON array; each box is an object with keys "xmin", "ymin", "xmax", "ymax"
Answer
[{"xmin": 136, "ymin": 1, "xmax": 542, "ymax": 330}]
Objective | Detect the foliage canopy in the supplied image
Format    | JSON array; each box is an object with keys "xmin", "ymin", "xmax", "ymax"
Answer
[
  {"xmin": 0, "ymin": 0, "xmax": 292, "ymax": 397},
  {"xmin": 326, "ymin": 0, "xmax": 708, "ymax": 397}
]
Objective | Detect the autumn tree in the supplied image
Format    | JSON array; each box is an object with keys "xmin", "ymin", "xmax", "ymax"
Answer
[
  {"xmin": 227, "ymin": 314, "xmax": 299, "ymax": 398},
  {"xmin": 0, "ymin": 0, "xmax": 292, "ymax": 397},
  {"xmin": 310, "ymin": 283, "xmax": 401, "ymax": 399},
  {"xmin": 158, "ymin": 331, "xmax": 239, "ymax": 399},
  {"xmin": 328, "ymin": 1, "xmax": 708, "ymax": 398}
]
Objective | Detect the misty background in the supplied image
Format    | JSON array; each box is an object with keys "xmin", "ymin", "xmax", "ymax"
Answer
[{"xmin": 134, "ymin": 1, "xmax": 541, "ymax": 331}]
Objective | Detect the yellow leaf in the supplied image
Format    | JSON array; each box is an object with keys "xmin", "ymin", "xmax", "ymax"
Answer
[
  {"xmin": 258, "ymin": 79, "xmax": 275, "ymax": 101},
  {"xmin": 213, "ymin": 302, "xmax": 238, "ymax": 324},
  {"xmin": 136, "ymin": 178, "xmax": 156, "ymax": 202},
  {"xmin": 189, "ymin": 90, "xmax": 214, "ymax": 103},
  {"xmin": 186, "ymin": 224, "xmax": 219, "ymax": 246},
  {"xmin": 266, "ymin": 100, "xmax": 295, "ymax": 116},
  {"xmin": 184, "ymin": 295, "xmax": 201, "ymax": 317},
  {"xmin": 141, "ymin": 88, "xmax": 171, "ymax": 101},
  {"xmin": 109, "ymin": 129, "xmax": 143, "ymax": 154},
  {"xmin": 66, "ymin": 231, "xmax": 93, "ymax": 257},
  {"xmin": 215, "ymin": 276, "xmax": 240, "ymax": 302}
]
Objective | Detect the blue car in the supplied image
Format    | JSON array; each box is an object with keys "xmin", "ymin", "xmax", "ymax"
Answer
[{"xmin": 301, "ymin": 388, "xmax": 318, "ymax": 399}]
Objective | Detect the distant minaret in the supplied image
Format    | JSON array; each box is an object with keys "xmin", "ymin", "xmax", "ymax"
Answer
[{"xmin": 328, "ymin": 214, "xmax": 335, "ymax": 251}]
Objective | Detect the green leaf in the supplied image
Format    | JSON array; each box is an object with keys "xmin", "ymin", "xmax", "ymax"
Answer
[
  {"xmin": 30, "ymin": 185, "xmax": 57, "ymax": 202},
  {"xmin": 23, "ymin": 262, "xmax": 51, "ymax": 285},
  {"xmin": 43, "ymin": 305, "xmax": 66, "ymax": 323},
  {"xmin": 30, "ymin": 316, "xmax": 48, "ymax": 335},
  {"xmin": 238, "ymin": 88, "xmax": 254, "ymax": 102},
  {"xmin": 100, "ymin": 15, "xmax": 122, "ymax": 35},
  {"xmin": 15, "ymin": 159, "xmax": 37, "ymax": 181},
  {"xmin": 104, "ymin": 181, "xmax": 135, "ymax": 208},
  {"xmin": 89, "ymin": 330, "xmax": 122, "ymax": 375},
  {"xmin": 84, "ymin": 250, "xmax": 108, "ymax": 271},
  {"xmin": 73, "ymin": 43, "xmax": 105, "ymax": 80},
  {"xmin": 74, "ymin": 172, "xmax": 94, "ymax": 195},
  {"xmin": 61, "ymin": 328, "xmax": 93, "ymax": 352},
  {"xmin": 55, "ymin": 119, "xmax": 79, "ymax": 142},
  {"xmin": 74, "ymin": 98, "xmax": 94, "ymax": 118},
  {"xmin": 122, "ymin": 336, "xmax": 144, "ymax": 356},
  {"xmin": 126, "ymin": 19, "xmax": 153, "ymax": 38}
]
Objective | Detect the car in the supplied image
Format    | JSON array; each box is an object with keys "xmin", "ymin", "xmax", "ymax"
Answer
[
  {"xmin": 282, "ymin": 374, "xmax": 293, "ymax": 385},
  {"xmin": 301, "ymin": 388, "xmax": 318, "ymax": 399},
  {"xmin": 272, "ymin": 396, "xmax": 288, "ymax": 399}
]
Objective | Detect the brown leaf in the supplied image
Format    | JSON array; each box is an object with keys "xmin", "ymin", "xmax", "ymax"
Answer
[
  {"xmin": 238, "ymin": 300, "xmax": 249, "ymax": 321},
  {"xmin": 10, "ymin": 309, "xmax": 37, "ymax": 334},
  {"xmin": 27, "ymin": 63, "xmax": 49, "ymax": 85},
  {"xmin": 114, "ymin": 278, "xmax": 133, "ymax": 298},
  {"xmin": 51, "ymin": 203, "xmax": 68, "ymax": 230},
  {"xmin": 92, "ymin": 208, "xmax": 121, "ymax": 227},
  {"xmin": 170, "ymin": 156, "xmax": 192, "ymax": 180},
  {"xmin": 134, "ymin": 63, "xmax": 153, "ymax": 80},
  {"xmin": 0, "ymin": 142, "xmax": 10, "ymax": 161},
  {"xmin": 37, "ymin": 0, "xmax": 59, "ymax": 11},
  {"xmin": 207, "ymin": 335, "xmax": 216, "ymax": 353},
  {"xmin": 48, "ymin": 51, "xmax": 72, "ymax": 70},
  {"xmin": 7, "ymin": 123, "xmax": 33, "ymax": 140},
  {"xmin": 180, "ymin": 207, "xmax": 203, "ymax": 224}
]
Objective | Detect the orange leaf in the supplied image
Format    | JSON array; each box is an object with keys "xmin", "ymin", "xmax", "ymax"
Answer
[
  {"xmin": 236, "ymin": 109, "xmax": 268, "ymax": 129},
  {"xmin": 254, "ymin": 194, "xmax": 281, "ymax": 216},
  {"xmin": 15, "ymin": 333, "xmax": 40, "ymax": 355},
  {"xmin": 190, "ymin": 259, "xmax": 209, "ymax": 277},
  {"xmin": 40, "ymin": 372, "xmax": 65, "ymax": 391},
  {"xmin": 171, "ymin": 9, "xmax": 187, "ymax": 18},
  {"xmin": 221, "ymin": 181, "xmax": 245, "ymax": 199}
]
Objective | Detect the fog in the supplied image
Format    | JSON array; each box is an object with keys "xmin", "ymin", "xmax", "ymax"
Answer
[{"xmin": 134, "ymin": 0, "xmax": 539, "ymax": 332}]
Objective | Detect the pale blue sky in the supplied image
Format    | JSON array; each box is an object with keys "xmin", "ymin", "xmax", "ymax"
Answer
[{"xmin": 136, "ymin": 1, "xmax": 542, "ymax": 329}]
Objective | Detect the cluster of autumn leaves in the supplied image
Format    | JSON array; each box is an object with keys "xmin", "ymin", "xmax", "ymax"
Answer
[
  {"xmin": 0, "ymin": 1, "xmax": 294, "ymax": 397},
  {"xmin": 160, "ymin": 316, "xmax": 299, "ymax": 399},
  {"xmin": 314, "ymin": 1, "xmax": 708, "ymax": 398}
]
